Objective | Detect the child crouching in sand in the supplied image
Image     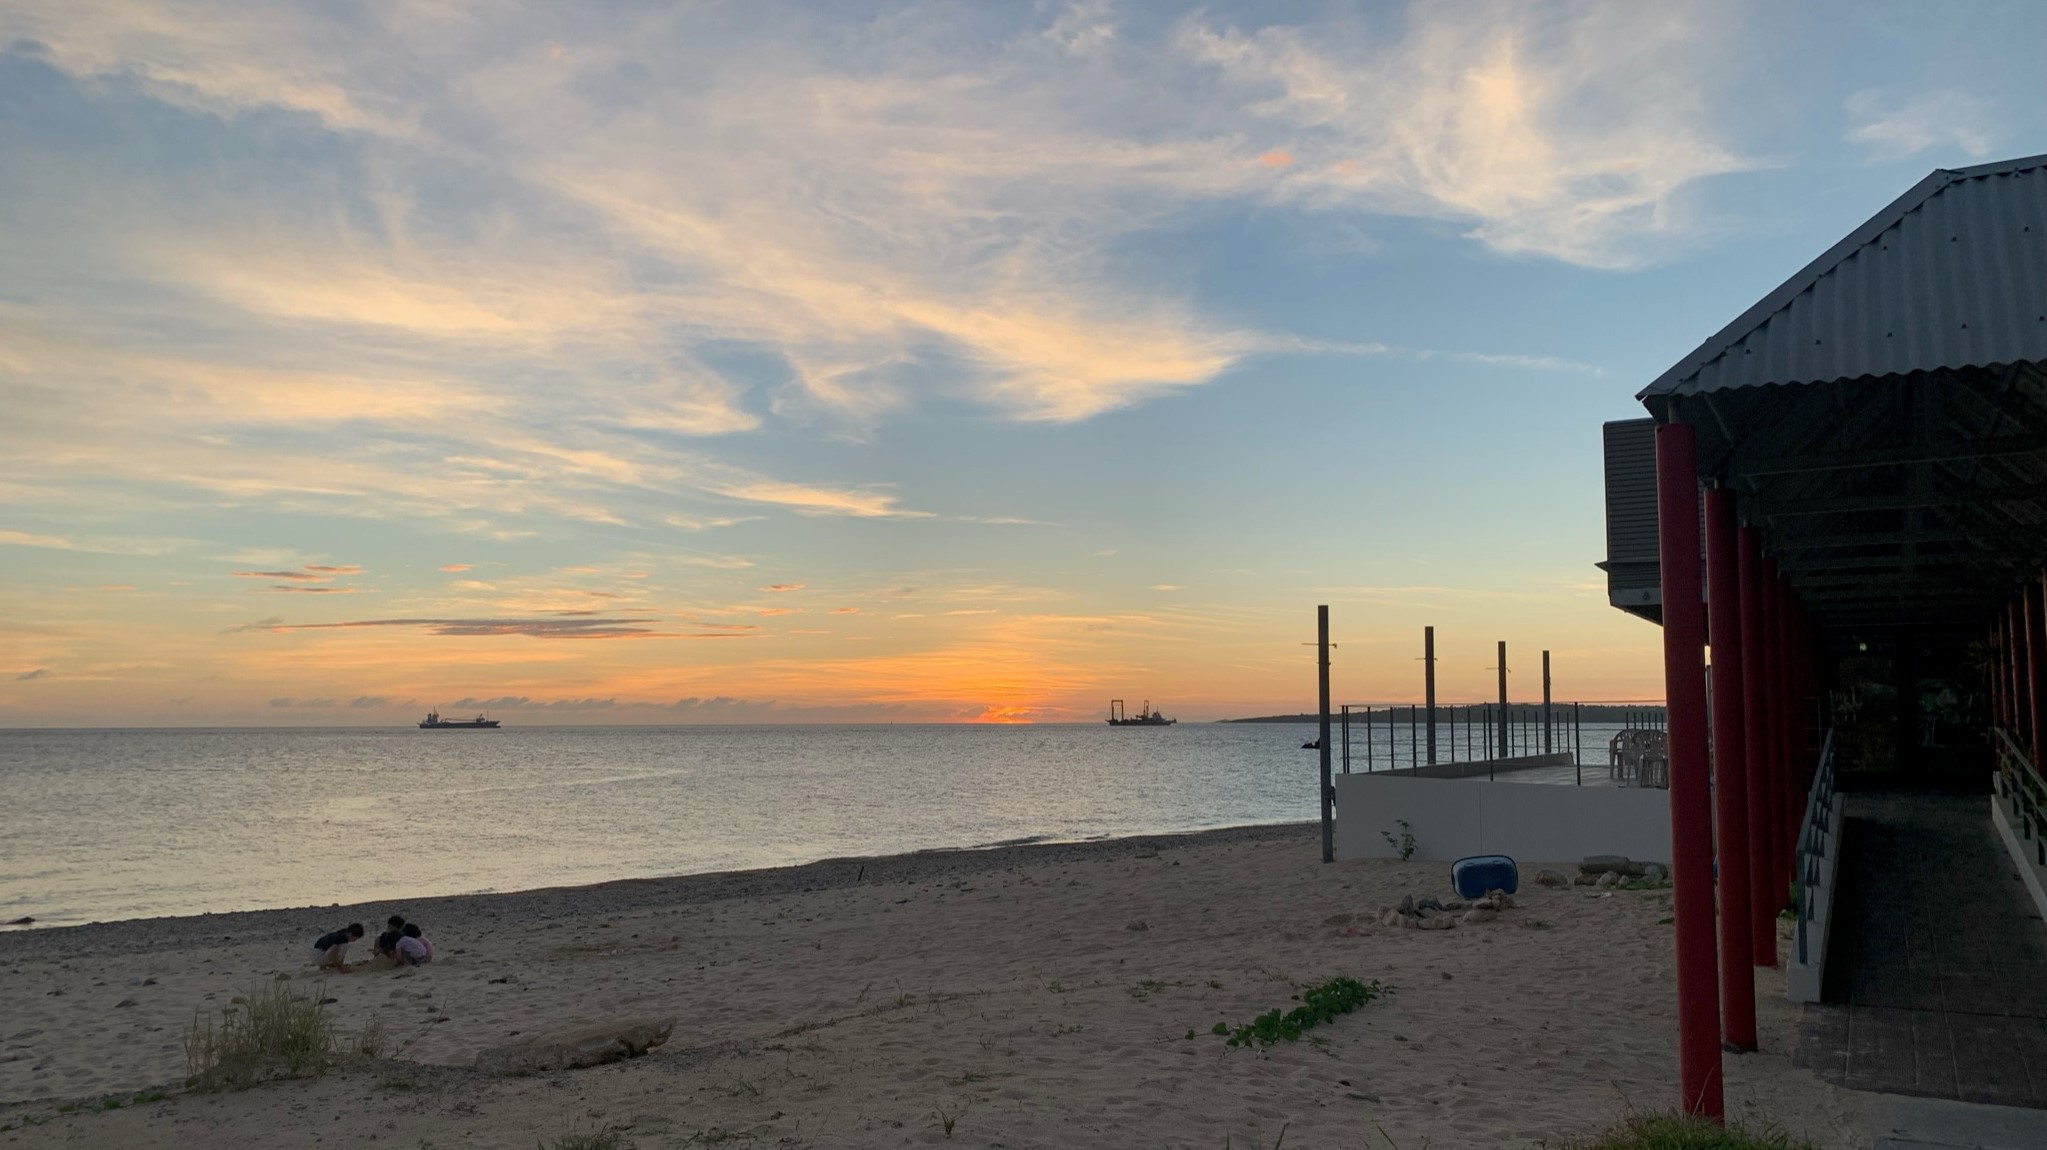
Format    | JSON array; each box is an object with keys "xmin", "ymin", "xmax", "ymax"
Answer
[
  {"xmin": 311, "ymin": 923, "xmax": 364, "ymax": 972},
  {"xmin": 394, "ymin": 923, "xmax": 434, "ymax": 966}
]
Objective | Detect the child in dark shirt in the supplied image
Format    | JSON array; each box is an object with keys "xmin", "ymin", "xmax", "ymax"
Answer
[
  {"xmin": 372, "ymin": 915, "xmax": 407, "ymax": 964},
  {"xmin": 311, "ymin": 923, "xmax": 364, "ymax": 971}
]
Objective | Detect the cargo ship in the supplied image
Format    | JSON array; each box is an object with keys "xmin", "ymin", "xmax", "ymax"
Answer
[
  {"xmin": 419, "ymin": 710, "xmax": 500, "ymax": 729},
  {"xmin": 1106, "ymin": 699, "xmax": 1175, "ymax": 726}
]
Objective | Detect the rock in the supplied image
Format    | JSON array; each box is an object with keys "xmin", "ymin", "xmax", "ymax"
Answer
[
  {"xmin": 1535, "ymin": 869, "xmax": 1568, "ymax": 888},
  {"xmin": 1579, "ymin": 856, "xmax": 1646, "ymax": 877},
  {"xmin": 1460, "ymin": 908, "xmax": 1498, "ymax": 925},
  {"xmin": 473, "ymin": 1017, "xmax": 676, "ymax": 1076},
  {"xmin": 113, "ymin": 998, "xmax": 136, "ymax": 1009},
  {"xmin": 1572, "ymin": 872, "xmax": 1598, "ymax": 887},
  {"xmin": 1595, "ymin": 871, "xmax": 1621, "ymax": 888},
  {"xmin": 1397, "ymin": 895, "xmax": 1417, "ymax": 917},
  {"xmin": 5, "ymin": 917, "xmax": 32, "ymax": 926},
  {"xmin": 1416, "ymin": 914, "xmax": 1456, "ymax": 931},
  {"xmin": 1439, "ymin": 899, "xmax": 1468, "ymax": 912},
  {"xmin": 1124, "ymin": 919, "xmax": 1149, "ymax": 932},
  {"xmin": 1379, "ymin": 910, "xmax": 1404, "ymax": 927},
  {"xmin": 1642, "ymin": 863, "xmax": 1669, "ymax": 882},
  {"xmin": 1414, "ymin": 897, "xmax": 1443, "ymax": 913},
  {"xmin": 1484, "ymin": 889, "xmax": 1515, "ymax": 909}
]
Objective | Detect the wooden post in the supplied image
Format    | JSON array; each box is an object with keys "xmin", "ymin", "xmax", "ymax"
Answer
[
  {"xmin": 1655, "ymin": 422, "xmax": 1724, "ymax": 1120},
  {"xmin": 1705, "ymin": 488, "xmax": 1756, "ymax": 1050},
  {"xmin": 1738, "ymin": 525, "xmax": 1777, "ymax": 968},
  {"xmin": 1574, "ymin": 701, "xmax": 1583, "ymax": 784},
  {"xmin": 1318, "ymin": 605, "xmax": 1333, "ymax": 864},
  {"xmin": 1496, "ymin": 641, "xmax": 1509, "ymax": 765},
  {"xmin": 1425, "ymin": 627, "xmax": 1438, "ymax": 764},
  {"xmin": 1340, "ymin": 704, "xmax": 1351, "ymax": 775},
  {"xmin": 1542, "ymin": 650, "xmax": 1553, "ymax": 754}
]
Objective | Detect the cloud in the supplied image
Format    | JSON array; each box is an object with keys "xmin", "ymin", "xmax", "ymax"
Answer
[
  {"xmin": 95, "ymin": 584, "xmax": 135, "ymax": 591},
  {"xmin": 1179, "ymin": 3, "xmax": 1754, "ymax": 268},
  {"xmin": 1150, "ymin": 584, "xmax": 1183, "ymax": 591},
  {"xmin": 15, "ymin": 669, "xmax": 48, "ymax": 681},
  {"xmin": 243, "ymin": 616, "xmax": 751, "ymax": 639},
  {"xmin": 760, "ymin": 583, "xmax": 806, "ymax": 592},
  {"xmin": 304, "ymin": 564, "xmax": 363, "ymax": 575},
  {"xmin": 1844, "ymin": 89, "xmax": 1995, "ymax": 161},
  {"xmin": 665, "ymin": 514, "xmax": 760, "ymax": 532},
  {"xmin": 438, "ymin": 564, "xmax": 473, "ymax": 572},
  {"xmin": 448, "ymin": 696, "xmax": 623, "ymax": 711},
  {"xmin": 237, "ymin": 570, "xmax": 324, "ymax": 580},
  {"xmin": 350, "ymin": 695, "xmax": 399, "ymax": 708},
  {"xmin": 0, "ymin": 530, "xmax": 78, "ymax": 550},
  {"xmin": 262, "ymin": 585, "xmax": 362, "ymax": 594},
  {"xmin": 714, "ymin": 482, "xmax": 932, "ymax": 519},
  {"xmin": 269, "ymin": 697, "xmax": 337, "ymax": 708},
  {"xmin": 830, "ymin": 607, "xmax": 861, "ymax": 615}
]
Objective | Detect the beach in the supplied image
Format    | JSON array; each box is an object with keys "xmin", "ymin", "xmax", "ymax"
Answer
[{"xmin": 0, "ymin": 823, "xmax": 1863, "ymax": 1148}]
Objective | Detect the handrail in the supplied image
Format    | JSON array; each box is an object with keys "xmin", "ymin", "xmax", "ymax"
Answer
[
  {"xmin": 1795, "ymin": 727, "xmax": 1837, "ymax": 969},
  {"xmin": 1993, "ymin": 728, "xmax": 2047, "ymax": 869}
]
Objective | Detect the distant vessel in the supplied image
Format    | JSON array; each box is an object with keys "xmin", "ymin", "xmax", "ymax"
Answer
[
  {"xmin": 419, "ymin": 710, "xmax": 500, "ymax": 729},
  {"xmin": 1107, "ymin": 699, "xmax": 1175, "ymax": 726}
]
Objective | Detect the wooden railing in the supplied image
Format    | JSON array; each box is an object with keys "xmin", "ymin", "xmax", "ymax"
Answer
[
  {"xmin": 1994, "ymin": 728, "xmax": 2047, "ymax": 870},
  {"xmin": 1795, "ymin": 728, "xmax": 1838, "ymax": 971}
]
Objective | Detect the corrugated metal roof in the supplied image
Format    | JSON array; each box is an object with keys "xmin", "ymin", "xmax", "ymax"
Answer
[{"xmin": 1640, "ymin": 154, "xmax": 2047, "ymax": 402}]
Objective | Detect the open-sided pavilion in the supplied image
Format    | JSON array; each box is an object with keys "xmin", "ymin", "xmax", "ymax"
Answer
[{"xmin": 1601, "ymin": 154, "xmax": 2047, "ymax": 1119}]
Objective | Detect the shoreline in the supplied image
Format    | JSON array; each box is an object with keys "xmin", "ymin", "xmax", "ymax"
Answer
[{"xmin": 0, "ymin": 820, "xmax": 1315, "ymax": 961}]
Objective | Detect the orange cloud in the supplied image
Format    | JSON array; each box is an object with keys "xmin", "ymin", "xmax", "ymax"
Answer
[
  {"xmin": 304, "ymin": 564, "xmax": 364, "ymax": 574},
  {"xmin": 440, "ymin": 563, "xmax": 472, "ymax": 572},
  {"xmin": 760, "ymin": 582, "xmax": 806, "ymax": 592},
  {"xmin": 236, "ymin": 570, "xmax": 325, "ymax": 581},
  {"xmin": 1257, "ymin": 148, "xmax": 1294, "ymax": 168},
  {"xmin": 830, "ymin": 606, "xmax": 860, "ymax": 614}
]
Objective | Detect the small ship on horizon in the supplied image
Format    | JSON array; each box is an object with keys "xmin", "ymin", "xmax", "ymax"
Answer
[
  {"xmin": 419, "ymin": 710, "xmax": 501, "ymax": 729},
  {"xmin": 1106, "ymin": 699, "xmax": 1175, "ymax": 726}
]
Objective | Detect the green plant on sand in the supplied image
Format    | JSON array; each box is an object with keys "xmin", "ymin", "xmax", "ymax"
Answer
[
  {"xmin": 184, "ymin": 981, "xmax": 354, "ymax": 1090},
  {"xmin": 1380, "ymin": 820, "xmax": 1417, "ymax": 860},
  {"xmin": 1217, "ymin": 977, "xmax": 1383, "ymax": 1048},
  {"xmin": 1553, "ymin": 1113, "xmax": 1817, "ymax": 1150}
]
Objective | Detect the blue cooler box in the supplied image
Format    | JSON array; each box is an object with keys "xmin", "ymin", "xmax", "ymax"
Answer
[{"xmin": 1451, "ymin": 855, "xmax": 1518, "ymax": 899}]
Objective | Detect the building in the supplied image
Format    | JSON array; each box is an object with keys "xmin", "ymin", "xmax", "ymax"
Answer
[{"xmin": 1600, "ymin": 154, "xmax": 2047, "ymax": 1117}]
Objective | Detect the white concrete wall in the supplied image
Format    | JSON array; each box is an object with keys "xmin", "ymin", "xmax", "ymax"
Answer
[
  {"xmin": 1992, "ymin": 784, "xmax": 2047, "ymax": 927},
  {"xmin": 1333, "ymin": 773, "xmax": 1672, "ymax": 864}
]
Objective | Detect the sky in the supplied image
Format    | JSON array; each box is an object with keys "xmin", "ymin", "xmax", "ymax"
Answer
[{"xmin": 2, "ymin": 0, "xmax": 2044, "ymax": 726}]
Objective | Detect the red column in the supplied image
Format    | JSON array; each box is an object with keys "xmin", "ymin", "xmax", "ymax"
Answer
[
  {"xmin": 1737, "ymin": 526, "xmax": 1778, "ymax": 967},
  {"xmin": 1760, "ymin": 559, "xmax": 1787, "ymax": 903},
  {"xmin": 1704, "ymin": 490, "xmax": 1756, "ymax": 1048},
  {"xmin": 1777, "ymin": 576, "xmax": 1800, "ymax": 883},
  {"xmin": 2016, "ymin": 599, "xmax": 2034, "ymax": 755},
  {"xmin": 2028, "ymin": 580, "xmax": 2047, "ymax": 767},
  {"xmin": 1655, "ymin": 423, "xmax": 1724, "ymax": 1119},
  {"xmin": 2035, "ymin": 576, "xmax": 2047, "ymax": 766}
]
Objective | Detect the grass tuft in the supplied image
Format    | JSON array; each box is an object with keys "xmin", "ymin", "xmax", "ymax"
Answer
[
  {"xmin": 1553, "ymin": 1114, "xmax": 1817, "ymax": 1150},
  {"xmin": 184, "ymin": 981, "xmax": 353, "ymax": 1090}
]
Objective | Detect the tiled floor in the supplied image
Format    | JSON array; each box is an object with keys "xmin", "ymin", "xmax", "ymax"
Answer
[{"xmin": 1796, "ymin": 793, "xmax": 2047, "ymax": 1109}]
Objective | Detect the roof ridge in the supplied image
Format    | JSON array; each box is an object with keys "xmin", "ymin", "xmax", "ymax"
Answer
[{"xmin": 1637, "ymin": 154, "xmax": 2047, "ymax": 401}]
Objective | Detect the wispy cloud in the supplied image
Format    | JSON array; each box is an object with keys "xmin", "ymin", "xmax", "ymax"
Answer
[
  {"xmin": 269, "ymin": 697, "xmax": 337, "ymax": 708},
  {"xmin": 15, "ymin": 668, "xmax": 47, "ymax": 681},
  {"xmin": 1844, "ymin": 89, "xmax": 1995, "ymax": 162},
  {"xmin": 759, "ymin": 583, "xmax": 806, "ymax": 593}
]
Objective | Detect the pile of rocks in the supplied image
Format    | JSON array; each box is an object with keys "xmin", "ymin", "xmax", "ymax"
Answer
[
  {"xmin": 1565, "ymin": 855, "xmax": 1668, "ymax": 888},
  {"xmin": 1375, "ymin": 889, "xmax": 1515, "ymax": 931}
]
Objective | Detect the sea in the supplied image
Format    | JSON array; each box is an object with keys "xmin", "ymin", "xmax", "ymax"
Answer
[{"xmin": 0, "ymin": 721, "xmax": 1633, "ymax": 928}]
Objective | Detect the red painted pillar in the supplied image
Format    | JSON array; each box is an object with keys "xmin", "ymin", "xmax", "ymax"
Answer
[
  {"xmin": 2034, "ymin": 576, "xmax": 2047, "ymax": 766},
  {"xmin": 1777, "ymin": 576, "xmax": 1800, "ymax": 883},
  {"xmin": 1704, "ymin": 490, "xmax": 1756, "ymax": 1049},
  {"xmin": 1654, "ymin": 422, "xmax": 1724, "ymax": 1119},
  {"xmin": 1737, "ymin": 526, "xmax": 1778, "ymax": 967},
  {"xmin": 1760, "ymin": 559, "xmax": 1787, "ymax": 903},
  {"xmin": 2014, "ymin": 601, "xmax": 2030, "ymax": 753}
]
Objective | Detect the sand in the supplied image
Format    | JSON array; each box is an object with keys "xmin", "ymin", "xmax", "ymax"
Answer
[{"xmin": 0, "ymin": 823, "xmax": 1866, "ymax": 1148}]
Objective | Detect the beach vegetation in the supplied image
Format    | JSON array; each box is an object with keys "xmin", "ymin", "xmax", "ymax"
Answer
[
  {"xmin": 932, "ymin": 1101, "xmax": 969, "ymax": 1138},
  {"xmin": 1553, "ymin": 1113, "xmax": 1816, "ymax": 1149},
  {"xmin": 1380, "ymin": 821, "xmax": 1417, "ymax": 860},
  {"xmin": 183, "ymin": 980, "xmax": 350, "ymax": 1090},
  {"xmin": 1217, "ymin": 977, "xmax": 1383, "ymax": 1048}
]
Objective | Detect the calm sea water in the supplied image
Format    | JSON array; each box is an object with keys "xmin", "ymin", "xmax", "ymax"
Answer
[{"xmin": 0, "ymin": 721, "xmax": 1632, "ymax": 928}]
